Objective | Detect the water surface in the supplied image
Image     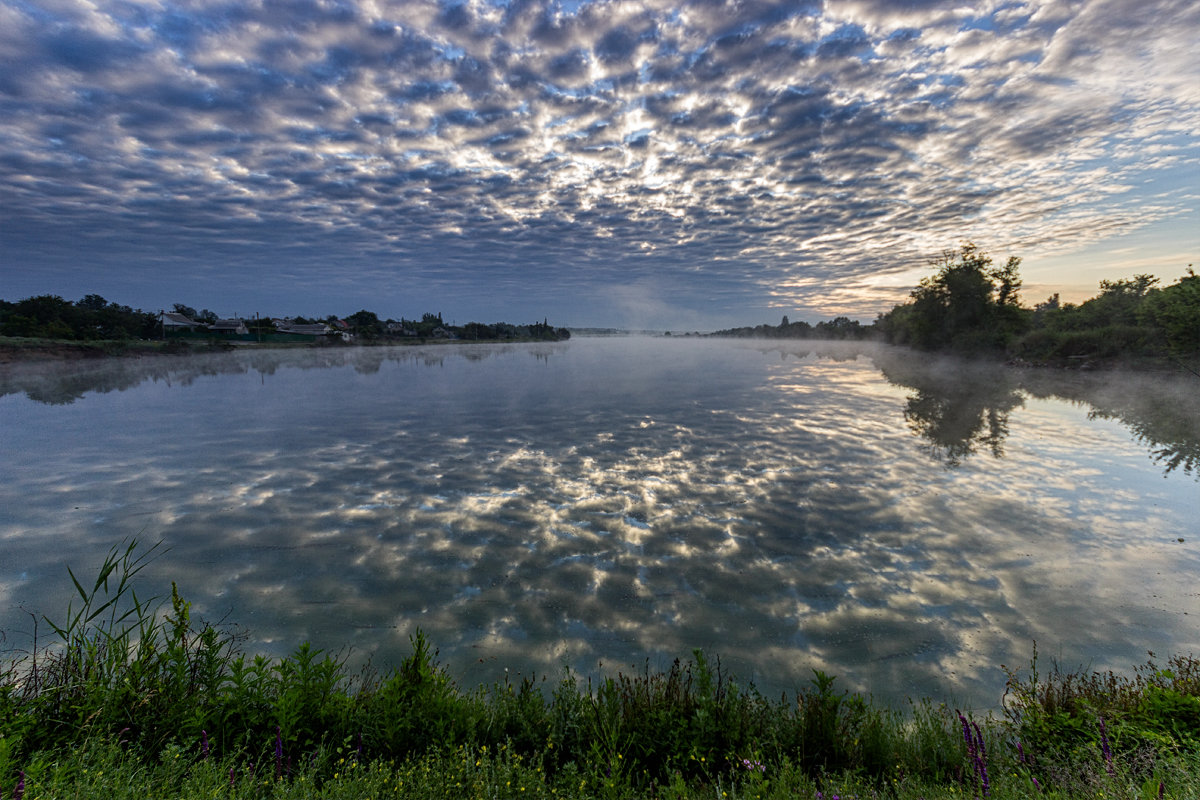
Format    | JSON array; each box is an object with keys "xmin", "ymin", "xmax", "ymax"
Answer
[{"xmin": 1, "ymin": 338, "xmax": 1196, "ymax": 708}]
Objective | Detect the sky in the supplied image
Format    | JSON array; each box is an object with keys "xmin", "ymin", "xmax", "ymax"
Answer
[{"xmin": 1, "ymin": 0, "xmax": 1197, "ymax": 330}]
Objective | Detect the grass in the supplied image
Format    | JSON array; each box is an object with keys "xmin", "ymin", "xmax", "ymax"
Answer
[{"xmin": 2, "ymin": 541, "xmax": 1198, "ymax": 798}]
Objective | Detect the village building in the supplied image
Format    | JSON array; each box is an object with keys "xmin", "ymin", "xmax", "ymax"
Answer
[
  {"xmin": 160, "ymin": 311, "xmax": 202, "ymax": 330},
  {"xmin": 208, "ymin": 319, "xmax": 249, "ymax": 335}
]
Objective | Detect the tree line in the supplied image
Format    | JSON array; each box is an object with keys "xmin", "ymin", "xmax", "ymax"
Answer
[
  {"xmin": 874, "ymin": 243, "xmax": 1198, "ymax": 366},
  {"xmin": 714, "ymin": 242, "xmax": 1197, "ymax": 369},
  {"xmin": 0, "ymin": 294, "xmax": 161, "ymax": 340},
  {"xmin": 0, "ymin": 295, "xmax": 569, "ymax": 343},
  {"xmin": 709, "ymin": 315, "xmax": 873, "ymax": 340}
]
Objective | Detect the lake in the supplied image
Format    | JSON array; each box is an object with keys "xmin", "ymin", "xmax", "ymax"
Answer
[{"xmin": 1, "ymin": 337, "xmax": 1197, "ymax": 710}]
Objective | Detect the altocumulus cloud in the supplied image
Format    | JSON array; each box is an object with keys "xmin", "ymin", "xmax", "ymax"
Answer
[{"xmin": 0, "ymin": 0, "xmax": 1196, "ymax": 326}]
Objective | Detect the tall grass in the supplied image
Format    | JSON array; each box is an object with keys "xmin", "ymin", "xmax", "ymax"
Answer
[{"xmin": 2, "ymin": 542, "xmax": 1198, "ymax": 798}]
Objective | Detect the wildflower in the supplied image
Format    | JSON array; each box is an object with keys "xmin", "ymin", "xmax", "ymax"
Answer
[
  {"xmin": 13, "ymin": 772, "xmax": 24, "ymax": 800},
  {"xmin": 201, "ymin": 729, "xmax": 209, "ymax": 760},
  {"xmin": 957, "ymin": 712, "xmax": 989, "ymax": 797},
  {"xmin": 1098, "ymin": 718, "xmax": 1114, "ymax": 775}
]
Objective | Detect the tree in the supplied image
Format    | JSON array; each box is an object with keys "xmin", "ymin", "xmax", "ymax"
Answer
[
  {"xmin": 346, "ymin": 310, "xmax": 384, "ymax": 339},
  {"xmin": 1140, "ymin": 269, "xmax": 1200, "ymax": 360},
  {"xmin": 879, "ymin": 243, "xmax": 1029, "ymax": 352}
]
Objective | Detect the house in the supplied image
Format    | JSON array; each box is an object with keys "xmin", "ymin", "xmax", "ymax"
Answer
[
  {"xmin": 208, "ymin": 319, "xmax": 249, "ymax": 335},
  {"xmin": 161, "ymin": 311, "xmax": 201, "ymax": 329},
  {"xmin": 386, "ymin": 322, "xmax": 418, "ymax": 336},
  {"xmin": 274, "ymin": 321, "xmax": 331, "ymax": 336}
]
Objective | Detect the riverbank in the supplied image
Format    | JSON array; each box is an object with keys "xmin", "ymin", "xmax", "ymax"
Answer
[
  {"xmin": 0, "ymin": 334, "xmax": 569, "ymax": 364},
  {"xmin": 0, "ymin": 336, "xmax": 255, "ymax": 363},
  {"xmin": 3, "ymin": 544, "xmax": 1198, "ymax": 799}
]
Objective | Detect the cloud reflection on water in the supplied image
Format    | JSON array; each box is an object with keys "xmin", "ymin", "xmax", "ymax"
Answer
[{"xmin": 1, "ymin": 340, "xmax": 1197, "ymax": 709}]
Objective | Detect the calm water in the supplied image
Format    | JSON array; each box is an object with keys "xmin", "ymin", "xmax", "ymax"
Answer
[{"xmin": 1, "ymin": 337, "xmax": 1197, "ymax": 709}]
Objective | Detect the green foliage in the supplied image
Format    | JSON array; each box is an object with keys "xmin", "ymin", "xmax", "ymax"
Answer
[
  {"xmin": 711, "ymin": 316, "xmax": 870, "ymax": 340},
  {"xmin": 6, "ymin": 727, "xmax": 1199, "ymax": 799},
  {"xmin": 1013, "ymin": 269, "xmax": 1200, "ymax": 368},
  {"xmin": 359, "ymin": 630, "xmax": 482, "ymax": 759},
  {"xmin": 345, "ymin": 309, "xmax": 384, "ymax": 339},
  {"xmin": 1003, "ymin": 644, "xmax": 1200, "ymax": 792},
  {"xmin": 877, "ymin": 242, "xmax": 1029, "ymax": 353},
  {"xmin": 2, "ymin": 292, "xmax": 572, "ymax": 348},
  {"xmin": 877, "ymin": 247, "xmax": 1199, "ymax": 369},
  {"xmin": 1140, "ymin": 270, "xmax": 1200, "ymax": 359},
  {"xmin": 0, "ymin": 294, "xmax": 159, "ymax": 340}
]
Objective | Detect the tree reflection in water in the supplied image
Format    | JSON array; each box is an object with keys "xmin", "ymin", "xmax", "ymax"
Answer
[
  {"xmin": 901, "ymin": 388, "xmax": 1024, "ymax": 466},
  {"xmin": 873, "ymin": 349, "xmax": 1199, "ymax": 478},
  {"xmin": 873, "ymin": 353, "xmax": 1025, "ymax": 468}
]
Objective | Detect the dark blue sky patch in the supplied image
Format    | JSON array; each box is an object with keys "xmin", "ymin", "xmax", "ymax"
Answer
[{"xmin": 42, "ymin": 28, "xmax": 142, "ymax": 73}]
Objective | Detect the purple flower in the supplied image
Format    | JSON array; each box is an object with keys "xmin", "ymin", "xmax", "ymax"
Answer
[
  {"xmin": 275, "ymin": 726, "xmax": 284, "ymax": 779},
  {"xmin": 13, "ymin": 771, "xmax": 24, "ymax": 800},
  {"xmin": 956, "ymin": 712, "xmax": 989, "ymax": 797},
  {"xmin": 957, "ymin": 711, "xmax": 979, "ymax": 764},
  {"xmin": 1098, "ymin": 718, "xmax": 1114, "ymax": 775},
  {"xmin": 973, "ymin": 721, "xmax": 989, "ymax": 796},
  {"xmin": 201, "ymin": 729, "xmax": 209, "ymax": 759}
]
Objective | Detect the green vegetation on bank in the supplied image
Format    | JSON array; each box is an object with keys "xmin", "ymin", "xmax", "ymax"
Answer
[
  {"xmin": 712, "ymin": 243, "xmax": 1199, "ymax": 371},
  {"xmin": 3, "ymin": 542, "xmax": 1199, "ymax": 798},
  {"xmin": 873, "ymin": 244, "xmax": 1200, "ymax": 369},
  {"xmin": 0, "ymin": 294, "xmax": 160, "ymax": 341},
  {"xmin": 875, "ymin": 244, "xmax": 1199, "ymax": 367},
  {"xmin": 0, "ymin": 296, "xmax": 569, "ymax": 347},
  {"xmin": 710, "ymin": 315, "xmax": 874, "ymax": 341}
]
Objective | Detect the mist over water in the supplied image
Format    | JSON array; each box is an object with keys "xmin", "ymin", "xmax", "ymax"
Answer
[{"xmin": 2, "ymin": 337, "xmax": 1197, "ymax": 709}]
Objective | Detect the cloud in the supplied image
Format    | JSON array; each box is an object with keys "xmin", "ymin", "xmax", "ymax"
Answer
[{"xmin": 0, "ymin": 0, "xmax": 1196, "ymax": 323}]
